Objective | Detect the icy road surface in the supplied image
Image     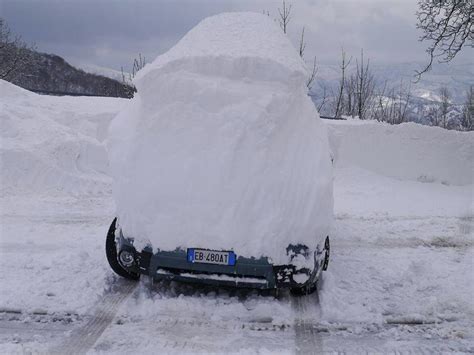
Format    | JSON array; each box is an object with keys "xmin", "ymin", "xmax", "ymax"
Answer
[{"xmin": 1, "ymin": 165, "xmax": 473, "ymax": 354}]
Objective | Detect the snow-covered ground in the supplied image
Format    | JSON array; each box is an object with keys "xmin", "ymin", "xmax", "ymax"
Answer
[{"xmin": 1, "ymin": 79, "xmax": 473, "ymax": 353}]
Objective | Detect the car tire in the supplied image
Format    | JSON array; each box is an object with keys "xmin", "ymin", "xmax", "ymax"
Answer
[
  {"xmin": 322, "ymin": 236, "xmax": 330, "ymax": 271},
  {"xmin": 105, "ymin": 218, "xmax": 140, "ymax": 280},
  {"xmin": 290, "ymin": 280, "xmax": 317, "ymax": 296}
]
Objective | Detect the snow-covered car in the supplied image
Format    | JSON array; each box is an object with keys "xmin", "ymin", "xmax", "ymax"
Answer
[{"xmin": 105, "ymin": 13, "xmax": 333, "ymax": 294}]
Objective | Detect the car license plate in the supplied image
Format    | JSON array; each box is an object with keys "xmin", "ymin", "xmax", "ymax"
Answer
[{"xmin": 187, "ymin": 248, "xmax": 236, "ymax": 266}]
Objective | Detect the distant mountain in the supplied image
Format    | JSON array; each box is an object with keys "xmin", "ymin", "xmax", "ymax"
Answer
[
  {"xmin": 9, "ymin": 49, "xmax": 135, "ymax": 98},
  {"xmin": 71, "ymin": 62, "xmax": 132, "ymax": 84},
  {"xmin": 373, "ymin": 62, "xmax": 473, "ymax": 104},
  {"xmin": 311, "ymin": 61, "xmax": 473, "ymax": 105}
]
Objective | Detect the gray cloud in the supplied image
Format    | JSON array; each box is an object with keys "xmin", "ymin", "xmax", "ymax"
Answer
[{"xmin": 1, "ymin": 0, "xmax": 471, "ymax": 71}]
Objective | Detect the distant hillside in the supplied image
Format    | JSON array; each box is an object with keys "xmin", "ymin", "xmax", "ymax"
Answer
[
  {"xmin": 310, "ymin": 61, "xmax": 473, "ymax": 129},
  {"xmin": 71, "ymin": 61, "xmax": 130, "ymax": 83},
  {"xmin": 8, "ymin": 49, "xmax": 135, "ymax": 98},
  {"xmin": 311, "ymin": 62, "xmax": 473, "ymax": 105}
]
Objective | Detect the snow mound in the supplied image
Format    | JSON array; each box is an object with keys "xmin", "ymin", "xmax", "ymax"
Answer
[
  {"xmin": 328, "ymin": 120, "xmax": 473, "ymax": 186},
  {"xmin": 108, "ymin": 13, "xmax": 333, "ymax": 263},
  {"xmin": 0, "ymin": 78, "xmax": 33, "ymax": 100},
  {"xmin": 0, "ymin": 80, "xmax": 125, "ymax": 196}
]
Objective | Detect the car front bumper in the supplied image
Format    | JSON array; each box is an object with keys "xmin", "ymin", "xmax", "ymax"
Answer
[{"xmin": 116, "ymin": 235, "xmax": 311, "ymax": 290}]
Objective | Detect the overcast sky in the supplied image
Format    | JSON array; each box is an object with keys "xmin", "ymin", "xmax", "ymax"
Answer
[{"xmin": 1, "ymin": 0, "xmax": 471, "ymax": 72}]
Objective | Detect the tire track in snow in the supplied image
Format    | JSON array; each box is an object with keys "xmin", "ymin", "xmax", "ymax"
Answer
[
  {"xmin": 50, "ymin": 278, "xmax": 138, "ymax": 355},
  {"xmin": 92, "ymin": 282, "xmax": 294, "ymax": 353},
  {"xmin": 292, "ymin": 288, "xmax": 323, "ymax": 355}
]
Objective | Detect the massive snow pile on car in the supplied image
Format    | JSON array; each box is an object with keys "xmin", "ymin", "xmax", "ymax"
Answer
[{"xmin": 107, "ymin": 12, "xmax": 333, "ymax": 263}]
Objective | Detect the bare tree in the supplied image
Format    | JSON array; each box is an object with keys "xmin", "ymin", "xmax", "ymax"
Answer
[
  {"xmin": 354, "ymin": 49, "xmax": 375, "ymax": 119},
  {"xmin": 299, "ymin": 26, "xmax": 306, "ymax": 57},
  {"xmin": 427, "ymin": 105, "xmax": 441, "ymax": 127},
  {"xmin": 460, "ymin": 85, "xmax": 473, "ymax": 131},
  {"xmin": 317, "ymin": 83, "xmax": 329, "ymax": 112},
  {"xmin": 131, "ymin": 53, "xmax": 146, "ymax": 79},
  {"xmin": 123, "ymin": 54, "xmax": 146, "ymax": 83},
  {"xmin": 306, "ymin": 56, "xmax": 319, "ymax": 90},
  {"xmin": 415, "ymin": 0, "xmax": 473, "ymax": 78},
  {"xmin": 276, "ymin": 3, "xmax": 319, "ymax": 92},
  {"xmin": 439, "ymin": 86, "xmax": 451, "ymax": 128},
  {"xmin": 333, "ymin": 48, "xmax": 352, "ymax": 118},
  {"xmin": 119, "ymin": 53, "xmax": 146, "ymax": 96},
  {"xmin": 373, "ymin": 81, "xmax": 389, "ymax": 122},
  {"xmin": 296, "ymin": 26, "xmax": 318, "ymax": 90},
  {"xmin": 278, "ymin": 1, "xmax": 292, "ymax": 34},
  {"xmin": 344, "ymin": 74, "xmax": 356, "ymax": 117},
  {"xmin": 394, "ymin": 80, "xmax": 412, "ymax": 124},
  {"xmin": 0, "ymin": 18, "xmax": 34, "ymax": 81},
  {"xmin": 374, "ymin": 80, "xmax": 412, "ymax": 124}
]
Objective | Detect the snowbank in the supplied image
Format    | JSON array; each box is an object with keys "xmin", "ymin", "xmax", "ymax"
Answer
[
  {"xmin": 327, "ymin": 120, "xmax": 473, "ymax": 186},
  {"xmin": 108, "ymin": 13, "xmax": 333, "ymax": 263},
  {"xmin": 0, "ymin": 80, "xmax": 125, "ymax": 196}
]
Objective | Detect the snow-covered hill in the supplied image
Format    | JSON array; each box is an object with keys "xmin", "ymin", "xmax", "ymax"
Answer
[{"xmin": 6, "ymin": 50, "xmax": 135, "ymax": 98}]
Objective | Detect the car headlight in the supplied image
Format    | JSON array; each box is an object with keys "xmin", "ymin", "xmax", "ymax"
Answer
[{"xmin": 118, "ymin": 250, "xmax": 135, "ymax": 267}]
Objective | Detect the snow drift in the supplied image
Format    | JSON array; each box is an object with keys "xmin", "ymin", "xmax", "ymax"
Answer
[
  {"xmin": 108, "ymin": 13, "xmax": 333, "ymax": 263},
  {"xmin": 0, "ymin": 80, "xmax": 124, "ymax": 196},
  {"xmin": 327, "ymin": 120, "xmax": 473, "ymax": 186}
]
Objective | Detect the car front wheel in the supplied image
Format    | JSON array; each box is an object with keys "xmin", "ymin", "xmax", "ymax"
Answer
[{"xmin": 105, "ymin": 218, "xmax": 140, "ymax": 280}]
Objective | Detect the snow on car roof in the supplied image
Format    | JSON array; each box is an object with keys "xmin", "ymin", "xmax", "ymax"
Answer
[{"xmin": 136, "ymin": 12, "xmax": 308, "ymax": 84}]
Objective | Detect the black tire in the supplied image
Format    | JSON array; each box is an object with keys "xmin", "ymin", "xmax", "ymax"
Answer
[
  {"xmin": 290, "ymin": 280, "xmax": 317, "ymax": 296},
  {"xmin": 105, "ymin": 218, "xmax": 140, "ymax": 280},
  {"xmin": 322, "ymin": 236, "xmax": 330, "ymax": 271}
]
